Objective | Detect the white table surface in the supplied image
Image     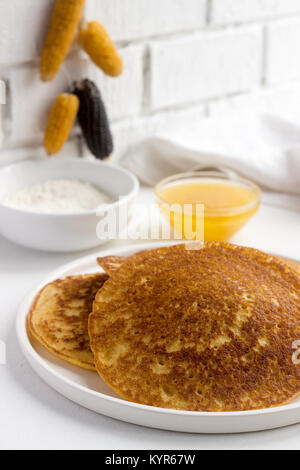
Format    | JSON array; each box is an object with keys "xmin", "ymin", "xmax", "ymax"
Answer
[{"xmin": 0, "ymin": 187, "xmax": 299, "ymax": 450}]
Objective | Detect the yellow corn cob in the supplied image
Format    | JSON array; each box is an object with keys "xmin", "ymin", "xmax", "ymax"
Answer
[
  {"xmin": 43, "ymin": 93, "xmax": 79, "ymax": 155},
  {"xmin": 40, "ymin": 0, "xmax": 86, "ymax": 82},
  {"xmin": 79, "ymin": 21, "xmax": 123, "ymax": 77}
]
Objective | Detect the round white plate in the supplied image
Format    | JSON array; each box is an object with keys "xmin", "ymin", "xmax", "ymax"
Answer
[{"xmin": 16, "ymin": 242, "xmax": 300, "ymax": 434}]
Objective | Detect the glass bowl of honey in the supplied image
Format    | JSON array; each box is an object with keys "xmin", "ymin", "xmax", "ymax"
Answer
[{"xmin": 155, "ymin": 171, "xmax": 261, "ymax": 242}]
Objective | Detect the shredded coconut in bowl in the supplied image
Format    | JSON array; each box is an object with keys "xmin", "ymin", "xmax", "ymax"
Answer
[{"xmin": 2, "ymin": 179, "xmax": 113, "ymax": 214}]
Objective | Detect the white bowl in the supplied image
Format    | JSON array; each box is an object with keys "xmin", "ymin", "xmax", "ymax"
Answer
[{"xmin": 0, "ymin": 158, "xmax": 139, "ymax": 252}]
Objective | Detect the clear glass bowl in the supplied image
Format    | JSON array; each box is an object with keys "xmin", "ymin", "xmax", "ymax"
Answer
[{"xmin": 154, "ymin": 171, "xmax": 261, "ymax": 242}]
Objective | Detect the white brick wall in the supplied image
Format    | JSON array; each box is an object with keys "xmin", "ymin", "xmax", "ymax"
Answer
[
  {"xmin": 111, "ymin": 104, "xmax": 206, "ymax": 160},
  {"xmin": 149, "ymin": 28, "xmax": 262, "ymax": 110},
  {"xmin": 0, "ymin": 0, "xmax": 55, "ymax": 65},
  {"xmin": 86, "ymin": 0, "xmax": 206, "ymax": 41},
  {"xmin": 7, "ymin": 56, "xmax": 87, "ymax": 146},
  {"xmin": 211, "ymin": 0, "xmax": 300, "ymax": 24},
  {"xmin": 90, "ymin": 45, "xmax": 144, "ymax": 120},
  {"xmin": 209, "ymin": 83, "xmax": 300, "ymax": 124},
  {"xmin": 266, "ymin": 18, "xmax": 300, "ymax": 84},
  {"xmin": 0, "ymin": 0, "xmax": 300, "ymax": 163}
]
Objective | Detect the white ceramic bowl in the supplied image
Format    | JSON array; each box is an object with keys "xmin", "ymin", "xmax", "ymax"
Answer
[{"xmin": 0, "ymin": 158, "xmax": 139, "ymax": 252}]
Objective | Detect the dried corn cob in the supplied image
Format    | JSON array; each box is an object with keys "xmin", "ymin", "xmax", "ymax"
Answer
[
  {"xmin": 40, "ymin": 0, "xmax": 86, "ymax": 82},
  {"xmin": 43, "ymin": 93, "xmax": 79, "ymax": 155},
  {"xmin": 79, "ymin": 22, "xmax": 123, "ymax": 77},
  {"xmin": 73, "ymin": 79, "xmax": 113, "ymax": 160}
]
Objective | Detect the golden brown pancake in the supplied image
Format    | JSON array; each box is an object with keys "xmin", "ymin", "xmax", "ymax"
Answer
[
  {"xmin": 97, "ymin": 254, "xmax": 300, "ymax": 276},
  {"xmin": 90, "ymin": 242, "xmax": 300, "ymax": 411},
  {"xmin": 28, "ymin": 273, "xmax": 108, "ymax": 370},
  {"xmin": 277, "ymin": 256, "xmax": 300, "ymax": 275},
  {"xmin": 97, "ymin": 256, "xmax": 125, "ymax": 275}
]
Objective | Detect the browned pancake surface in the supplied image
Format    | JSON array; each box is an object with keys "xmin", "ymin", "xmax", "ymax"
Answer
[
  {"xmin": 97, "ymin": 256, "xmax": 125, "ymax": 275},
  {"xmin": 28, "ymin": 273, "xmax": 108, "ymax": 370},
  {"xmin": 90, "ymin": 243, "xmax": 300, "ymax": 411},
  {"xmin": 278, "ymin": 256, "xmax": 300, "ymax": 275}
]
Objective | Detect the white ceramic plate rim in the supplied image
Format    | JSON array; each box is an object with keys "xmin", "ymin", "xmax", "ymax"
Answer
[{"xmin": 16, "ymin": 241, "xmax": 300, "ymax": 421}]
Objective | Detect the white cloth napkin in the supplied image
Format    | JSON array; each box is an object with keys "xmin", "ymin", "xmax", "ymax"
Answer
[{"xmin": 121, "ymin": 114, "xmax": 300, "ymax": 212}]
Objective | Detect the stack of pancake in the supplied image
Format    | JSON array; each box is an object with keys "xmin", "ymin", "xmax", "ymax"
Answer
[{"xmin": 28, "ymin": 242, "xmax": 300, "ymax": 412}]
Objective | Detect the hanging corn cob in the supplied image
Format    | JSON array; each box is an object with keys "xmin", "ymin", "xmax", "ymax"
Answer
[
  {"xmin": 40, "ymin": 0, "xmax": 86, "ymax": 82},
  {"xmin": 73, "ymin": 79, "xmax": 113, "ymax": 160},
  {"xmin": 43, "ymin": 93, "xmax": 79, "ymax": 155},
  {"xmin": 79, "ymin": 22, "xmax": 123, "ymax": 77}
]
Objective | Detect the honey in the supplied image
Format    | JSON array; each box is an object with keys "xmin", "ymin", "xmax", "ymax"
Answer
[{"xmin": 156, "ymin": 175, "xmax": 261, "ymax": 242}]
